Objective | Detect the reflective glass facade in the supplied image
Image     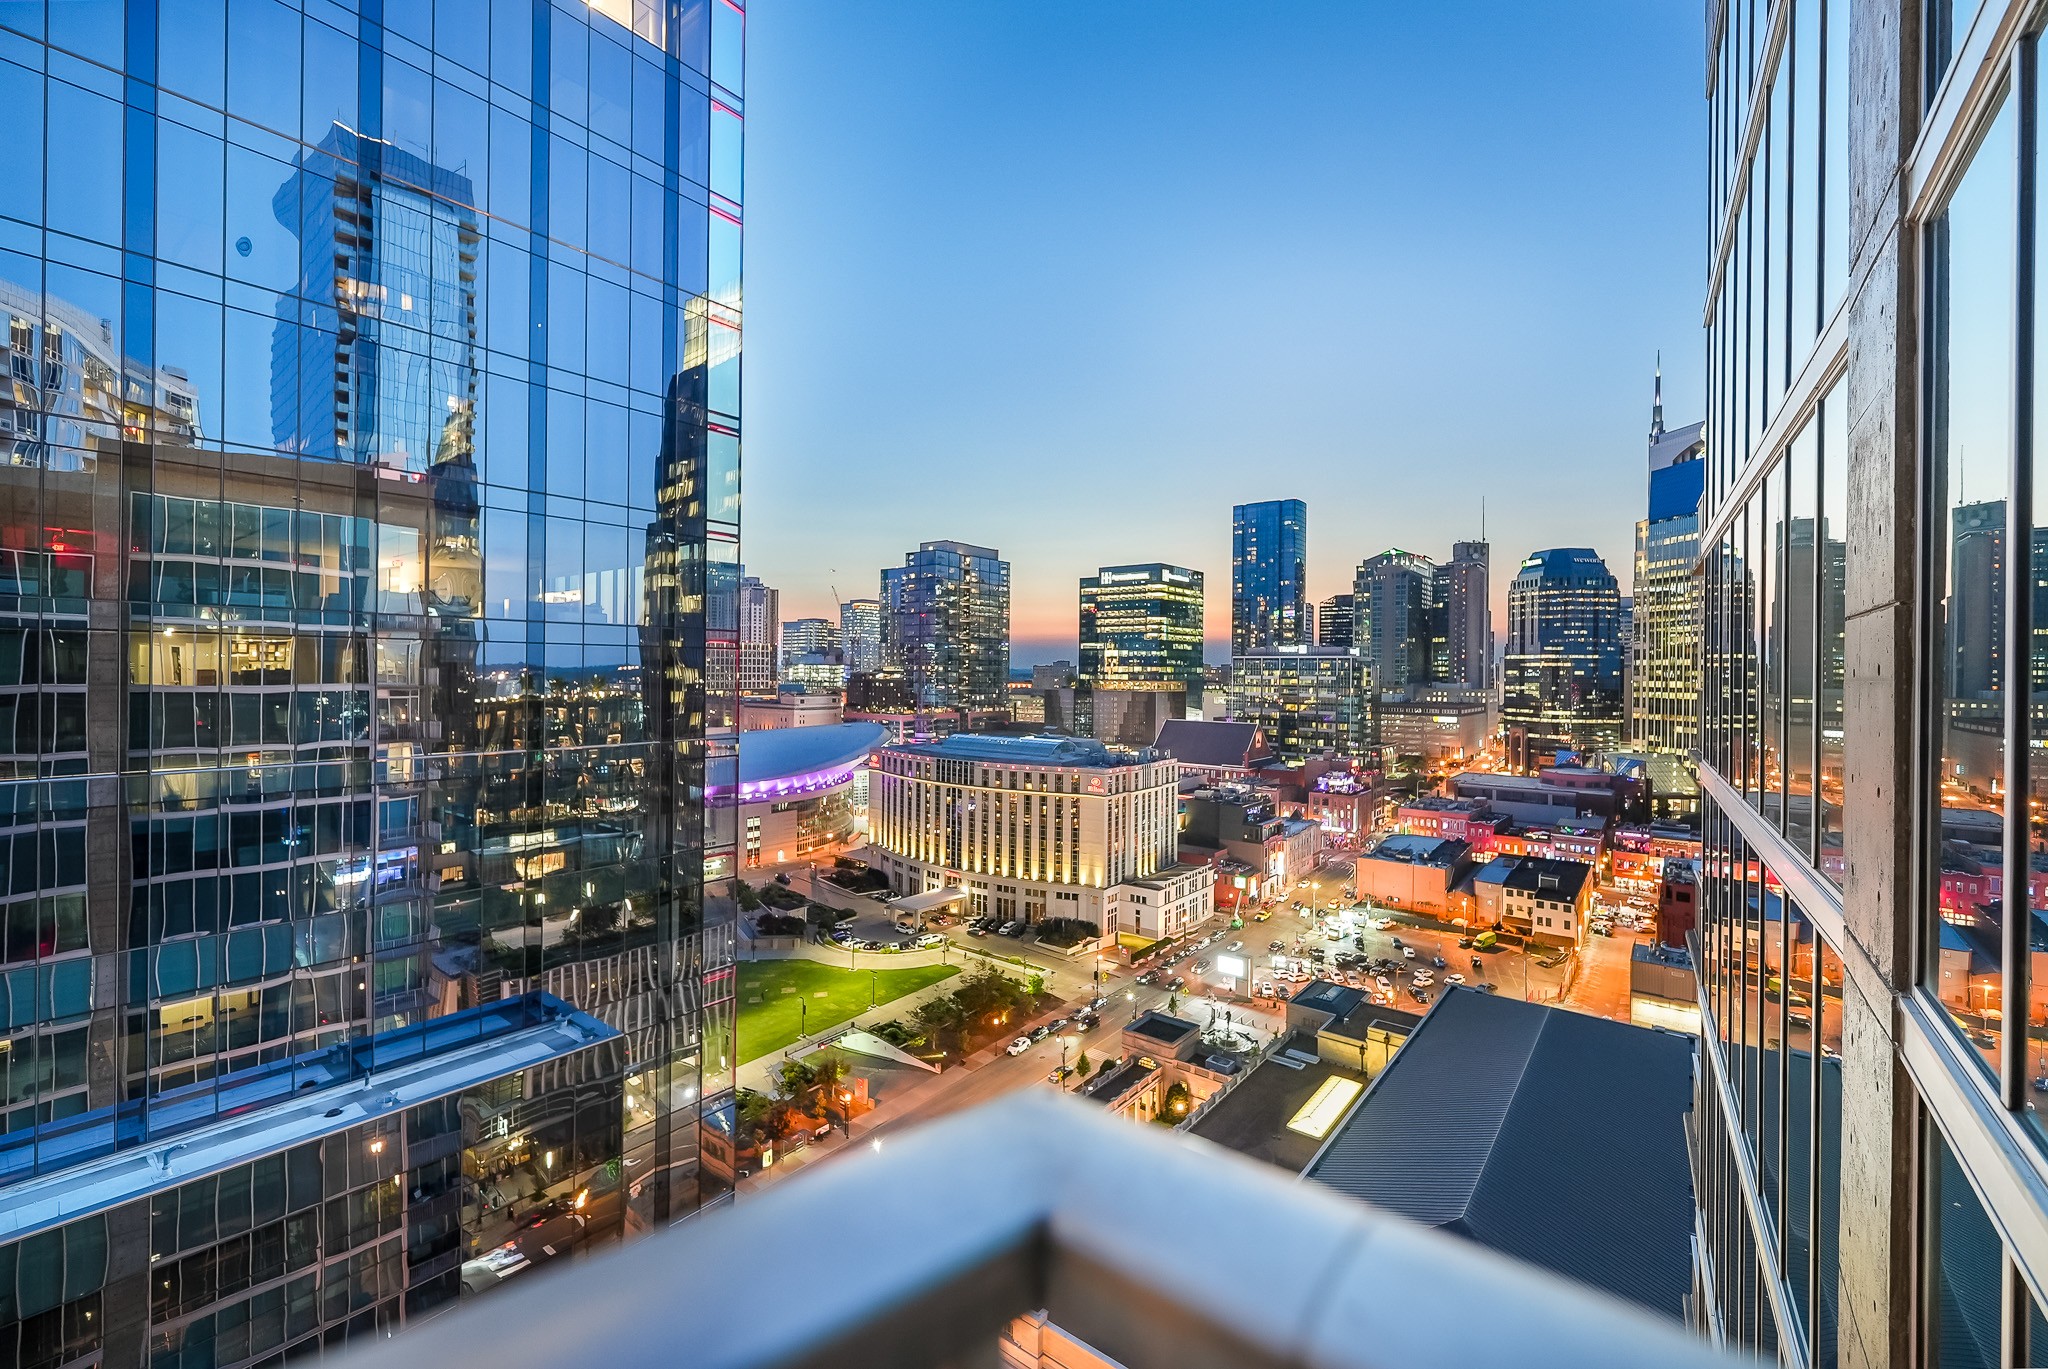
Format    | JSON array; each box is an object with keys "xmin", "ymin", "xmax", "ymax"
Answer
[
  {"xmin": 1498, "ymin": 547, "xmax": 1624, "ymax": 760},
  {"xmin": 881, "ymin": 540, "xmax": 1009, "ymax": 715},
  {"xmin": 1224, "ymin": 647, "xmax": 1370, "ymax": 765},
  {"xmin": 1229, "ymin": 499, "xmax": 1306, "ymax": 655},
  {"xmin": 1697, "ymin": 2, "xmax": 2048, "ymax": 1365},
  {"xmin": 1077, "ymin": 563, "xmax": 1204, "ymax": 707},
  {"xmin": 0, "ymin": 0, "xmax": 740, "ymax": 1353}
]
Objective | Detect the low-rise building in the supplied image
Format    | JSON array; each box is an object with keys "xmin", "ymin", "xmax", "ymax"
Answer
[
  {"xmin": 1494, "ymin": 856, "xmax": 1594, "ymax": 946},
  {"xmin": 1448, "ymin": 769, "xmax": 1624, "ymax": 826},
  {"xmin": 866, "ymin": 733, "xmax": 1208, "ymax": 940},
  {"xmin": 1079, "ymin": 1011, "xmax": 1241, "ymax": 1125},
  {"xmin": 1153, "ymin": 718, "xmax": 1273, "ymax": 781},
  {"xmin": 1182, "ymin": 787, "xmax": 1324, "ymax": 889},
  {"xmin": 1353, "ymin": 834, "xmax": 1472, "ymax": 917}
]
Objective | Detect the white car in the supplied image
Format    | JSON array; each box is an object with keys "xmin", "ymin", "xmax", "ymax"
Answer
[
  {"xmin": 1411, "ymin": 974, "xmax": 1434, "ymax": 988},
  {"xmin": 1445, "ymin": 973, "xmax": 1466, "ymax": 985},
  {"xmin": 1402, "ymin": 946, "xmax": 1417, "ymax": 960},
  {"xmin": 1006, "ymin": 1037, "xmax": 1032, "ymax": 1056}
]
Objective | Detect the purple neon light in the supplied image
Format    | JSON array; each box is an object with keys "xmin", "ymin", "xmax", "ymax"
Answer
[{"xmin": 709, "ymin": 760, "xmax": 861, "ymax": 805}]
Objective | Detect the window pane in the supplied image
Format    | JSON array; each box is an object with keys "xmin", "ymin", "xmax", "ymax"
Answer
[
  {"xmin": 1928, "ymin": 1124, "xmax": 2001, "ymax": 1369},
  {"xmin": 1819, "ymin": 380, "xmax": 1848, "ymax": 883},
  {"xmin": 1815, "ymin": 937, "xmax": 1843, "ymax": 1369},
  {"xmin": 1787, "ymin": 418, "xmax": 1819, "ymax": 857},
  {"xmin": 1927, "ymin": 94, "xmax": 2015, "ymax": 1080}
]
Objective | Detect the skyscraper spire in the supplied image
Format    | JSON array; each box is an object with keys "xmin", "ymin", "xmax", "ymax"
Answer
[{"xmin": 1651, "ymin": 352, "xmax": 1665, "ymax": 440}]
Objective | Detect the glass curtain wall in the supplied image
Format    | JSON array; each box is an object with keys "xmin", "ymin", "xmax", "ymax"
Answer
[{"xmin": 0, "ymin": 0, "xmax": 740, "ymax": 1287}]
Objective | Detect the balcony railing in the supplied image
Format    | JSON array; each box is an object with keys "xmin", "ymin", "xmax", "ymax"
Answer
[{"xmin": 356, "ymin": 1091, "xmax": 1746, "ymax": 1369}]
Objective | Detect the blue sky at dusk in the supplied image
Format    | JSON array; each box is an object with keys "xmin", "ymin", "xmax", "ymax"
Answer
[{"xmin": 741, "ymin": 1, "xmax": 1706, "ymax": 664}]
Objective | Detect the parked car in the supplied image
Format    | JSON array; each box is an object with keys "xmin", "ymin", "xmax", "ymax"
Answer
[
  {"xmin": 1006, "ymin": 1037, "xmax": 1032, "ymax": 1056},
  {"xmin": 1268, "ymin": 940, "xmax": 1285, "ymax": 952},
  {"xmin": 1193, "ymin": 959, "xmax": 1212, "ymax": 974},
  {"xmin": 1457, "ymin": 937, "xmax": 1474, "ymax": 949},
  {"xmin": 1477, "ymin": 982, "xmax": 1498, "ymax": 993},
  {"xmin": 1431, "ymin": 955, "xmax": 1447, "ymax": 969},
  {"xmin": 1136, "ymin": 970, "xmax": 1159, "ymax": 986},
  {"xmin": 1444, "ymin": 973, "xmax": 1465, "ymax": 985},
  {"xmin": 1391, "ymin": 936, "xmax": 1403, "ymax": 949},
  {"xmin": 1048, "ymin": 1065, "xmax": 1075, "ymax": 1083},
  {"xmin": 1410, "ymin": 988, "xmax": 1431, "ymax": 1005},
  {"xmin": 1225, "ymin": 940, "xmax": 1243, "ymax": 951},
  {"xmin": 1402, "ymin": 946, "xmax": 1417, "ymax": 960},
  {"xmin": 1031, "ymin": 1024, "xmax": 1056, "ymax": 1043}
]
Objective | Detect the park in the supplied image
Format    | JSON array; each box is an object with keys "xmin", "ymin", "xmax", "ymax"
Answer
[{"xmin": 736, "ymin": 959, "xmax": 960, "ymax": 1062}]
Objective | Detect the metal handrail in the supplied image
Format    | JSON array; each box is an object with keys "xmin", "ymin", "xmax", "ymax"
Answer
[{"xmin": 358, "ymin": 1090, "xmax": 1747, "ymax": 1369}]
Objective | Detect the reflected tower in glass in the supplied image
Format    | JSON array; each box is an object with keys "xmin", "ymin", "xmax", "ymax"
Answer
[{"xmin": 0, "ymin": 0, "xmax": 742, "ymax": 1356}]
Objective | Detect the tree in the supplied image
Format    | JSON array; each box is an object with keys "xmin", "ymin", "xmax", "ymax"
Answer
[
  {"xmin": 735, "ymin": 881, "xmax": 763, "ymax": 913},
  {"xmin": 775, "ymin": 1058, "xmax": 817, "ymax": 1102},
  {"xmin": 1166, "ymin": 990, "xmax": 1180, "ymax": 1016},
  {"xmin": 1025, "ymin": 971, "xmax": 1047, "ymax": 1000},
  {"xmin": 736, "ymin": 1088, "xmax": 773, "ymax": 1142},
  {"xmin": 1074, "ymin": 1051, "xmax": 1093, "ymax": 1080}
]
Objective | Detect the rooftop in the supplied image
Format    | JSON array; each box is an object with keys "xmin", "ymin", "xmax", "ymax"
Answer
[
  {"xmin": 732, "ymin": 721, "xmax": 887, "ymax": 788},
  {"xmin": 1364, "ymin": 834, "xmax": 1468, "ymax": 867},
  {"xmin": 1303, "ymin": 988, "xmax": 1697, "ymax": 1319},
  {"xmin": 1125, "ymin": 1009, "xmax": 1200, "ymax": 1046},
  {"xmin": 887, "ymin": 733, "xmax": 1151, "ymax": 769},
  {"xmin": 1154, "ymin": 718, "xmax": 1267, "ymax": 769},
  {"xmin": 1500, "ymin": 857, "xmax": 1593, "ymax": 899},
  {"xmin": 1289, "ymin": 979, "xmax": 1368, "ymax": 1020},
  {"xmin": 0, "ymin": 994, "xmax": 617, "ymax": 1240},
  {"xmin": 1189, "ymin": 1044, "xmax": 1370, "ymax": 1172}
]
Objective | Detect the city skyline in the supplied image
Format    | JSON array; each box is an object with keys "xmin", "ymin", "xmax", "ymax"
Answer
[{"xmin": 742, "ymin": 2, "xmax": 1705, "ymax": 662}]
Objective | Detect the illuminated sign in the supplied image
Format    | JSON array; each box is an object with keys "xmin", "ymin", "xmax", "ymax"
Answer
[
  {"xmin": 1216, "ymin": 954, "xmax": 1249, "ymax": 979},
  {"xmin": 1286, "ymin": 1076, "xmax": 1365, "ymax": 1138}
]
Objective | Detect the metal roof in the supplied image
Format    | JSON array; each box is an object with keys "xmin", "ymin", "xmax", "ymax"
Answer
[
  {"xmin": 887, "ymin": 733, "xmax": 1145, "ymax": 769},
  {"xmin": 1302, "ymin": 988, "xmax": 1697, "ymax": 1320},
  {"xmin": 736, "ymin": 721, "xmax": 887, "ymax": 785},
  {"xmin": 1154, "ymin": 719, "xmax": 1266, "ymax": 769}
]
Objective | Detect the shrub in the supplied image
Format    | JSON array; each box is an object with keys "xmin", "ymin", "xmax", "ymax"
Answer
[
  {"xmin": 754, "ymin": 912, "xmax": 806, "ymax": 936},
  {"xmin": 1034, "ymin": 917, "xmax": 1101, "ymax": 949}
]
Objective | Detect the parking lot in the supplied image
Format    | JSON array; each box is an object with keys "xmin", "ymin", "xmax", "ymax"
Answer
[{"xmin": 1149, "ymin": 862, "xmax": 1657, "ymax": 1020}]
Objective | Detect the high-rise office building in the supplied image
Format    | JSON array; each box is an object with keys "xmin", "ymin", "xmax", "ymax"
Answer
[
  {"xmin": 1078, "ymin": 564, "xmax": 1205, "ymax": 706},
  {"xmin": 1442, "ymin": 540, "xmax": 1493, "ymax": 690},
  {"xmin": 1318, "ymin": 593, "xmax": 1357, "ymax": 649},
  {"xmin": 840, "ymin": 597, "xmax": 885, "ymax": 674},
  {"xmin": 1226, "ymin": 647, "xmax": 1373, "ymax": 764},
  {"xmin": 1685, "ymin": 3, "xmax": 2048, "ymax": 1363},
  {"xmin": 0, "ymin": 0, "xmax": 743, "ymax": 1354},
  {"xmin": 1499, "ymin": 549, "xmax": 1624, "ymax": 760},
  {"xmin": 882, "ymin": 541, "xmax": 1010, "ymax": 713},
  {"xmin": 1231, "ymin": 500, "xmax": 1308, "ymax": 654},
  {"xmin": 740, "ymin": 574, "xmax": 780, "ymax": 694},
  {"xmin": 1631, "ymin": 381, "xmax": 1708, "ymax": 755},
  {"xmin": 1353, "ymin": 550, "xmax": 1439, "ymax": 694},
  {"xmin": 781, "ymin": 616, "xmax": 839, "ymax": 668}
]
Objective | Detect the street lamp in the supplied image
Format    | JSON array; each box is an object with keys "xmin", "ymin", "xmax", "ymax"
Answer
[{"xmin": 870, "ymin": 969, "xmax": 879, "ymax": 1010}]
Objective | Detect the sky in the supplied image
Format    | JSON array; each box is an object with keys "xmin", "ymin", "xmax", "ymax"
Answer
[{"xmin": 740, "ymin": 1, "xmax": 1707, "ymax": 665}]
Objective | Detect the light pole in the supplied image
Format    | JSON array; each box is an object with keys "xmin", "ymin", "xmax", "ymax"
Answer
[
  {"xmin": 799, "ymin": 999, "xmax": 808, "ymax": 1039},
  {"xmin": 870, "ymin": 969, "xmax": 878, "ymax": 1010}
]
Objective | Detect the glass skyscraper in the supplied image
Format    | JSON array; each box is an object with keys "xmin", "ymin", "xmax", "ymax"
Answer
[
  {"xmin": 881, "ymin": 540, "xmax": 1009, "ymax": 715},
  {"xmin": 1230, "ymin": 499, "xmax": 1307, "ymax": 655},
  {"xmin": 1693, "ymin": 1, "xmax": 2048, "ymax": 1365},
  {"xmin": 1498, "ymin": 547, "xmax": 1624, "ymax": 762},
  {"xmin": 1630, "ymin": 419, "xmax": 1708, "ymax": 756},
  {"xmin": 1078, "ymin": 564, "xmax": 1204, "ymax": 701},
  {"xmin": 0, "ymin": 0, "xmax": 740, "ymax": 1358}
]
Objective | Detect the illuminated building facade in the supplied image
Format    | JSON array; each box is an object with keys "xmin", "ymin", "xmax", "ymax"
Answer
[
  {"xmin": 1231, "ymin": 500, "xmax": 1308, "ymax": 654},
  {"xmin": 839, "ymin": 597, "xmax": 884, "ymax": 675},
  {"xmin": 881, "ymin": 540, "xmax": 1010, "ymax": 714},
  {"xmin": 1078, "ymin": 563, "xmax": 1205, "ymax": 703},
  {"xmin": 1630, "ymin": 387, "xmax": 1709, "ymax": 757},
  {"xmin": 867, "ymin": 735, "xmax": 1209, "ymax": 938},
  {"xmin": 1226, "ymin": 647, "xmax": 1373, "ymax": 765},
  {"xmin": 0, "ymin": 0, "xmax": 742, "ymax": 1355},
  {"xmin": 1499, "ymin": 548, "xmax": 1625, "ymax": 761}
]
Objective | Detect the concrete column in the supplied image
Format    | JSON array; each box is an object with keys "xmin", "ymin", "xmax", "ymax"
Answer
[{"xmin": 1834, "ymin": 3, "xmax": 1921, "ymax": 1368}]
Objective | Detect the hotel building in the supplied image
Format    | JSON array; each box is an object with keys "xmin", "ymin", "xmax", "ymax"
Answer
[{"xmin": 866, "ymin": 735, "xmax": 1210, "ymax": 940}]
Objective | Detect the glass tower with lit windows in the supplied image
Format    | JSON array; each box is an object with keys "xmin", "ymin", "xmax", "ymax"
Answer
[
  {"xmin": 1078, "ymin": 564, "xmax": 1204, "ymax": 702},
  {"xmin": 0, "ymin": 0, "xmax": 742, "ymax": 1359},
  {"xmin": 1694, "ymin": 0, "xmax": 2048, "ymax": 1364},
  {"xmin": 1230, "ymin": 499, "xmax": 1307, "ymax": 655},
  {"xmin": 1498, "ymin": 548, "xmax": 1624, "ymax": 761}
]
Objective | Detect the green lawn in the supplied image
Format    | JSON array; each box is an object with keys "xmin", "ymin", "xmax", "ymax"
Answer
[{"xmin": 737, "ymin": 960, "xmax": 960, "ymax": 1063}]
